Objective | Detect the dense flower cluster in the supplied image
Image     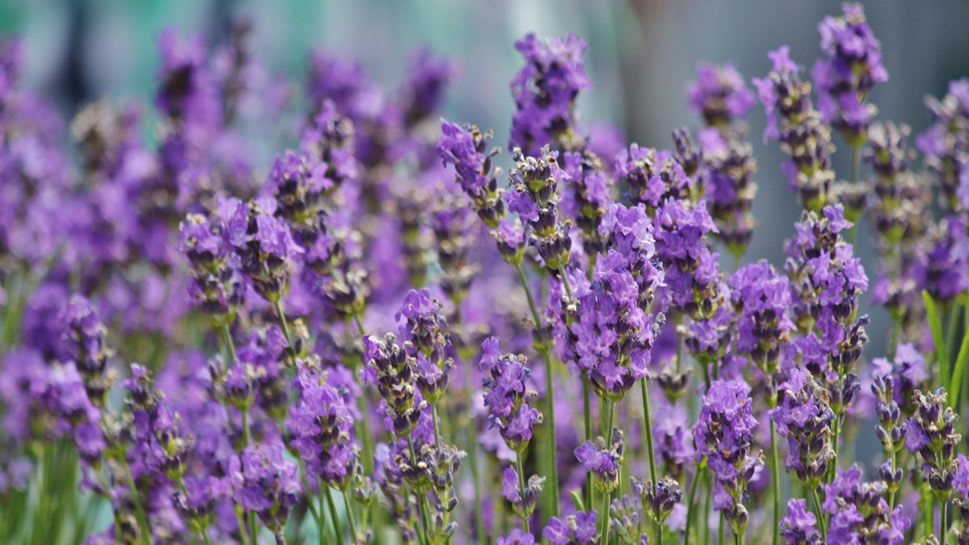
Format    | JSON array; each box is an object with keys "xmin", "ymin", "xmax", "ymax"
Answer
[{"xmin": 1, "ymin": 5, "xmax": 968, "ymax": 545}]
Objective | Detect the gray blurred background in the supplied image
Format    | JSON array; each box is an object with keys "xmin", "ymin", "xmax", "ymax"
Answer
[{"xmin": 2, "ymin": 0, "xmax": 968, "ymax": 354}]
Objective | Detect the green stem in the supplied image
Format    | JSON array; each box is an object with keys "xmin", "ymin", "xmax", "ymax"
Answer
[
  {"xmin": 235, "ymin": 506, "xmax": 252, "ymax": 545},
  {"xmin": 600, "ymin": 400, "xmax": 616, "ymax": 545},
  {"xmin": 296, "ymin": 460, "xmax": 326, "ymax": 545},
  {"xmin": 513, "ymin": 262, "xmax": 560, "ymax": 519},
  {"xmin": 811, "ymin": 488, "xmax": 827, "ymax": 539},
  {"xmin": 464, "ymin": 358, "xmax": 486, "ymax": 545},
  {"xmin": 272, "ymin": 299, "xmax": 296, "ymax": 360},
  {"xmin": 408, "ymin": 437, "xmax": 432, "ymax": 544},
  {"xmin": 718, "ymin": 512, "xmax": 724, "ymax": 545},
  {"xmin": 343, "ymin": 489, "xmax": 360, "ymax": 542},
  {"xmin": 432, "ymin": 404, "xmax": 442, "ymax": 447},
  {"xmin": 770, "ymin": 421, "xmax": 781, "ymax": 545},
  {"xmin": 583, "ymin": 374, "xmax": 592, "ymax": 508},
  {"xmin": 515, "ymin": 454, "xmax": 531, "ymax": 533},
  {"xmin": 121, "ymin": 457, "xmax": 153, "ymax": 545},
  {"xmin": 324, "ymin": 487, "xmax": 344, "ymax": 543},
  {"xmin": 640, "ymin": 379, "xmax": 658, "ymax": 484},
  {"xmin": 939, "ymin": 499, "xmax": 947, "ymax": 544},
  {"xmin": 220, "ymin": 323, "xmax": 238, "ymax": 364},
  {"xmin": 684, "ymin": 468, "xmax": 701, "ymax": 545},
  {"xmin": 703, "ymin": 473, "xmax": 712, "ymax": 545}
]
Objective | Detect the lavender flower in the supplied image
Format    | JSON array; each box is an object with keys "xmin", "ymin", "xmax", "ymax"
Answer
[
  {"xmin": 437, "ymin": 120, "xmax": 506, "ymax": 226},
  {"xmin": 507, "ymin": 146, "xmax": 572, "ymax": 272},
  {"xmin": 543, "ymin": 510, "xmax": 599, "ymax": 545},
  {"xmin": 501, "ymin": 465, "xmax": 544, "ymax": 522},
  {"xmin": 779, "ymin": 499, "xmax": 818, "ymax": 545},
  {"xmin": 822, "ymin": 465, "xmax": 910, "ymax": 545},
  {"xmin": 575, "ymin": 429, "xmax": 624, "ymax": 492},
  {"xmin": 286, "ymin": 372, "xmax": 356, "ymax": 488},
  {"xmin": 728, "ymin": 260, "xmax": 794, "ymax": 374},
  {"xmin": 811, "ymin": 3, "xmax": 887, "ymax": 145},
  {"xmin": 60, "ymin": 295, "xmax": 111, "ymax": 406},
  {"xmin": 510, "ymin": 33, "xmax": 589, "ymax": 155},
  {"xmin": 479, "ymin": 337, "xmax": 542, "ymax": 451},
  {"xmin": 688, "ymin": 63, "xmax": 755, "ymax": 127},
  {"xmin": 614, "ymin": 144, "xmax": 694, "ymax": 212},
  {"xmin": 497, "ymin": 528, "xmax": 537, "ymax": 545},
  {"xmin": 754, "ymin": 46, "xmax": 835, "ymax": 211},
  {"xmin": 632, "ymin": 475, "xmax": 683, "ymax": 529},
  {"xmin": 230, "ymin": 441, "xmax": 300, "ymax": 534},
  {"xmin": 770, "ymin": 364, "xmax": 835, "ymax": 487},
  {"xmin": 653, "ymin": 198, "xmax": 722, "ymax": 320},
  {"xmin": 692, "ymin": 378, "xmax": 763, "ymax": 535},
  {"xmin": 905, "ymin": 388, "xmax": 962, "ymax": 499},
  {"xmin": 364, "ymin": 333, "xmax": 425, "ymax": 438},
  {"xmin": 225, "ymin": 197, "xmax": 303, "ymax": 303},
  {"xmin": 917, "ymin": 78, "xmax": 969, "ymax": 213}
]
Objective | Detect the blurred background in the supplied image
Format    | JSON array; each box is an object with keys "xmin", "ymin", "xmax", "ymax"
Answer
[{"xmin": 1, "ymin": 0, "xmax": 968, "ymax": 353}]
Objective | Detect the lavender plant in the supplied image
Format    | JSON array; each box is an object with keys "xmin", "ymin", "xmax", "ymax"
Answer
[{"xmin": 2, "ymin": 5, "xmax": 969, "ymax": 545}]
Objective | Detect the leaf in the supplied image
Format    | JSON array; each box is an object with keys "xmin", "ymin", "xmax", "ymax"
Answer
[
  {"xmin": 923, "ymin": 291, "xmax": 949, "ymax": 390},
  {"xmin": 569, "ymin": 489, "xmax": 586, "ymax": 513},
  {"xmin": 948, "ymin": 304, "xmax": 969, "ymax": 409}
]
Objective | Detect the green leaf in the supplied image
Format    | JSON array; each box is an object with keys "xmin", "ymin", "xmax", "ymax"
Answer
[
  {"xmin": 923, "ymin": 291, "xmax": 949, "ymax": 390},
  {"xmin": 569, "ymin": 489, "xmax": 586, "ymax": 513},
  {"xmin": 948, "ymin": 304, "xmax": 969, "ymax": 409}
]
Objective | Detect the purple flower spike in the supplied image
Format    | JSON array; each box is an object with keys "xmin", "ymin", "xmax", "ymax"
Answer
[
  {"xmin": 510, "ymin": 33, "xmax": 589, "ymax": 155},
  {"xmin": 687, "ymin": 63, "xmax": 755, "ymax": 126},
  {"xmin": 811, "ymin": 3, "xmax": 887, "ymax": 145}
]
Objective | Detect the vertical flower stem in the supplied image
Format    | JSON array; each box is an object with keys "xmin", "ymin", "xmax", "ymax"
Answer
[
  {"xmin": 846, "ymin": 144, "xmax": 861, "ymax": 245},
  {"xmin": 684, "ymin": 466, "xmax": 701, "ymax": 545},
  {"xmin": 220, "ymin": 323, "xmax": 238, "ymax": 364},
  {"xmin": 343, "ymin": 489, "xmax": 360, "ymax": 542},
  {"xmin": 939, "ymin": 499, "xmax": 947, "ymax": 544},
  {"xmin": 272, "ymin": 299, "xmax": 296, "ymax": 358},
  {"xmin": 717, "ymin": 512, "xmax": 724, "ymax": 545},
  {"xmin": 769, "ymin": 420, "xmax": 781, "ymax": 545},
  {"xmin": 120, "ymin": 457, "xmax": 153, "ymax": 545},
  {"xmin": 583, "ymin": 374, "xmax": 593, "ymax": 508},
  {"xmin": 513, "ymin": 262, "xmax": 560, "ymax": 519},
  {"xmin": 811, "ymin": 488, "xmax": 827, "ymax": 539},
  {"xmin": 235, "ymin": 506, "xmax": 252, "ymax": 545},
  {"xmin": 600, "ymin": 399, "xmax": 616, "ymax": 545},
  {"xmin": 640, "ymin": 379, "xmax": 658, "ymax": 485},
  {"xmin": 514, "ymin": 453, "xmax": 531, "ymax": 534},
  {"xmin": 888, "ymin": 447, "xmax": 898, "ymax": 512},
  {"xmin": 432, "ymin": 404, "xmax": 442, "ymax": 447},
  {"xmin": 703, "ymin": 472, "xmax": 712, "ymax": 545},
  {"xmin": 464, "ymin": 360, "xmax": 486, "ymax": 545},
  {"xmin": 324, "ymin": 486, "xmax": 345, "ymax": 543},
  {"xmin": 408, "ymin": 437, "xmax": 433, "ymax": 544}
]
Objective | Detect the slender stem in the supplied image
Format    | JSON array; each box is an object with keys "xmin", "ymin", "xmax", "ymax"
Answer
[
  {"xmin": 888, "ymin": 447, "xmax": 897, "ymax": 513},
  {"xmin": 235, "ymin": 506, "xmax": 252, "ymax": 545},
  {"xmin": 408, "ymin": 437, "xmax": 432, "ymax": 544},
  {"xmin": 272, "ymin": 299, "xmax": 296, "ymax": 359},
  {"xmin": 513, "ymin": 262, "xmax": 560, "ymax": 519},
  {"xmin": 296, "ymin": 460, "xmax": 325, "ymax": 545},
  {"xmin": 121, "ymin": 457, "xmax": 153, "ymax": 545},
  {"xmin": 600, "ymin": 400, "xmax": 616, "ymax": 545},
  {"xmin": 939, "ymin": 499, "xmax": 947, "ymax": 544},
  {"xmin": 464, "ymin": 359, "xmax": 486, "ymax": 545},
  {"xmin": 718, "ymin": 512, "xmax": 724, "ymax": 545},
  {"xmin": 703, "ymin": 472, "xmax": 712, "ymax": 545},
  {"xmin": 676, "ymin": 329, "xmax": 683, "ymax": 373},
  {"xmin": 560, "ymin": 270, "xmax": 573, "ymax": 299},
  {"xmin": 811, "ymin": 488, "xmax": 827, "ymax": 539},
  {"xmin": 515, "ymin": 454, "xmax": 531, "ymax": 533},
  {"xmin": 684, "ymin": 467, "xmax": 701, "ymax": 545},
  {"xmin": 324, "ymin": 487, "xmax": 344, "ymax": 543},
  {"xmin": 769, "ymin": 421, "xmax": 781, "ymax": 545},
  {"xmin": 828, "ymin": 415, "xmax": 841, "ymax": 482},
  {"xmin": 201, "ymin": 529, "xmax": 214, "ymax": 545},
  {"xmin": 220, "ymin": 323, "xmax": 238, "ymax": 364},
  {"xmin": 432, "ymin": 404, "xmax": 442, "ymax": 447},
  {"xmin": 354, "ymin": 313, "xmax": 366, "ymax": 336},
  {"xmin": 583, "ymin": 373, "xmax": 593, "ymax": 509},
  {"xmin": 640, "ymin": 379, "xmax": 658, "ymax": 484},
  {"xmin": 343, "ymin": 489, "xmax": 360, "ymax": 542}
]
